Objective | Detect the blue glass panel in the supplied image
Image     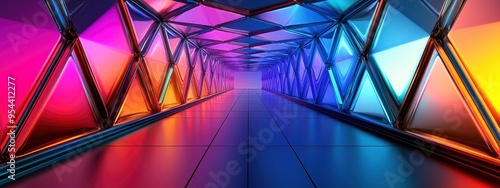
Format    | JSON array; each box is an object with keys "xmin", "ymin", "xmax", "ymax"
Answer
[
  {"xmin": 347, "ymin": 2, "xmax": 377, "ymax": 43},
  {"xmin": 256, "ymin": 5, "xmax": 328, "ymax": 26},
  {"xmin": 221, "ymin": 18, "xmax": 280, "ymax": 34},
  {"xmin": 311, "ymin": 0, "xmax": 363, "ymax": 14},
  {"xmin": 371, "ymin": 37, "xmax": 429, "ymax": 103},
  {"xmin": 332, "ymin": 28, "xmax": 359, "ymax": 98},
  {"xmin": 351, "ymin": 70, "xmax": 389, "ymax": 123}
]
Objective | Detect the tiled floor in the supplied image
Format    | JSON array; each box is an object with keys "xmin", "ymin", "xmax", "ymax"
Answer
[{"xmin": 7, "ymin": 90, "xmax": 498, "ymax": 188}]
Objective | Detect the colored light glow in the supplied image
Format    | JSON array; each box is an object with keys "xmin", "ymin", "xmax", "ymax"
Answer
[
  {"xmin": 371, "ymin": 5, "xmax": 430, "ymax": 53},
  {"xmin": 371, "ymin": 37, "xmax": 429, "ymax": 103},
  {"xmin": 186, "ymin": 75, "xmax": 198, "ymax": 102},
  {"xmin": 81, "ymin": 39, "xmax": 132, "ymax": 103},
  {"xmin": 17, "ymin": 56, "xmax": 100, "ymax": 155},
  {"xmin": 0, "ymin": 0, "xmax": 61, "ymax": 147},
  {"xmin": 234, "ymin": 71, "xmax": 262, "ymax": 89},
  {"xmin": 145, "ymin": 58, "xmax": 168, "ymax": 96},
  {"xmin": 4, "ymin": 0, "xmax": 500, "ymax": 177},
  {"xmin": 117, "ymin": 75, "xmax": 151, "ymax": 124},
  {"xmin": 127, "ymin": 3, "xmax": 154, "ymax": 43},
  {"xmin": 448, "ymin": 0, "xmax": 500, "ymax": 130},
  {"xmin": 332, "ymin": 28, "xmax": 358, "ymax": 98},
  {"xmin": 161, "ymin": 73, "xmax": 182, "ymax": 109},
  {"xmin": 408, "ymin": 53, "xmax": 493, "ymax": 154},
  {"xmin": 311, "ymin": 48, "xmax": 324, "ymax": 80},
  {"xmin": 144, "ymin": 32, "xmax": 170, "ymax": 96},
  {"xmin": 351, "ymin": 70, "xmax": 389, "ymax": 123},
  {"xmin": 321, "ymin": 78, "xmax": 338, "ymax": 107},
  {"xmin": 327, "ymin": 67, "xmax": 343, "ymax": 107},
  {"xmin": 146, "ymin": 29, "xmax": 168, "ymax": 62},
  {"xmin": 79, "ymin": 3, "xmax": 131, "ymax": 54},
  {"xmin": 347, "ymin": 2, "xmax": 377, "ymax": 42},
  {"xmin": 369, "ymin": 1, "xmax": 436, "ymax": 105}
]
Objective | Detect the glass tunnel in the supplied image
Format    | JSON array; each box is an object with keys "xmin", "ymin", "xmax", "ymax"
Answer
[{"xmin": 1, "ymin": 0, "xmax": 499, "ymax": 187}]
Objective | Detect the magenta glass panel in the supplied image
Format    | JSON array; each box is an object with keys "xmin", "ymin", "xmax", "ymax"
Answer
[
  {"xmin": 194, "ymin": 30, "xmax": 243, "ymax": 41},
  {"xmin": 0, "ymin": 0, "xmax": 61, "ymax": 145},
  {"xmin": 79, "ymin": 3, "xmax": 133, "ymax": 103},
  {"xmin": 141, "ymin": 0, "xmax": 186, "ymax": 14},
  {"xmin": 15, "ymin": 55, "xmax": 100, "ymax": 155}
]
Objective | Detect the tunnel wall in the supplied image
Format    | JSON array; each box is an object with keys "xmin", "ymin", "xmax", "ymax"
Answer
[
  {"xmin": 0, "ymin": 0, "xmax": 233, "ymax": 158},
  {"xmin": 262, "ymin": 0, "xmax": 500, "ymax": 164}
]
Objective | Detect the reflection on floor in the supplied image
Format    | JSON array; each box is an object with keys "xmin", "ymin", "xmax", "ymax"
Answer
[{"xmin": 7, "ymin": 90, "xmax": 498, "ymax": 187}]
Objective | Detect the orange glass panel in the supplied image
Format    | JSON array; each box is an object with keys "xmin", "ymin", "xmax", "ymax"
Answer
[
  {"xmin": 202, "ymin": 78, "xmax": 210, "ymax": 97},
  {"xmin": 408, "ymin": 54, "xmax": 493, "ymax": 154},
  {"xmin": 186, "ymin": 74, "xmax": 198, "ymax": 102},
  {"xmin": 161, "ymin": 76, "xmax": 181, "ymax": 110},
  {"xmin": 448, "ymin": 0, "xmax": 500, "ymax": 128},
  {"xmin": 117, "ymin": 75, "xmax": 151, "ymax": 124},
  {"xmin": 144, "ymin": 32, "xmax": 169, "ymax": 95},
  {"xmin": 145, "ymin": 59, "xmax": 168, "ymax": 96},
  {"xmin": 176, "ymin": 46, "xmax": 189, "ymax": 82}
]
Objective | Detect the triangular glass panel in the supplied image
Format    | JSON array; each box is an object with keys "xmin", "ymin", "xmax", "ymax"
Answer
[
  {"xmin": 202, "ymin": 77, "xmax": 210, "ymax": 97},
  {"xmin": 311, "ymin": 0, "xmax": 363, "ymax": 15},
  {"xmin": 311, "ymin": 47, "xmax": 324, "ymax": 80},
  {"xmin": 186, "ymin": 74, "xmax": 199, "ymax": 102},
  {"xmin": 82, "ymin": 39, "xmax": 132, "ymax": 103},
  {"xmin": 256, "ymin": 4, "xmax": 328, "ymax": 26},
  {"xmin": 305, "ymin": 84, "xmax": 314, "ymax": 101},
  {"xmin": 423, "ymin": 0, "xmax": 446, "ymax": 14},
  {"xmin": 176, "ymin": 45, "xmax": 189, "ymax": 82},
  {"xmin": 77, "ymin": 3, "xmax": 131, "ymax": 54},
  {"xmin": 291, "ymin": 79, "xmax": 299, "ymax": 97},
  {"xmin": 141, "ymin": 0, "xmax": 186, "ymax": 15},
  {"xmin": 194, "ymin": 60, "xmax": 203, "ymax": 88},
  {"xmin": 165, "ymin": 27, "xmax": 182, "ymax": 56},
  {"xmin": 289, "ymin": 22, "xmax": 333, "ymax": 36},
  {"xmin": 321, "ymin": 81, "xmax": 338, "ymax": 108},
  {"xmin": 194, "ymin": 30, "xmax": 243, "ymax": 41},
  {"xmin": 448, "ymin": 0, "xmax": 500, "ymax": 128},
  {"xmin": 371, "ymin": 2, "xmax": 436, "ymax": 53},
  {"xmin": 371, "ymin": 37, "xmax": 429, "ymax": 104},
  {"xmin": 16, "ymin": 55, "xmax": 100, "ymax": 155},
  {"xmin": 347, "ymin": 2, "xmax": 377, "ymax": 42},
  {"xmin": 171, "ymin": 5, "xmax": 243, "ymax": 26},
  {"xmin": 117, "ymin": 74, "xmax": 151, "ymax": 124},
  {"xmin": 319, "ymin": 26, "xmax": 337, "ymax": 54},
  {"xmin": 126, "ymin": 2, "xmax": 154, "ymax": 44},
  {"xmin": 0, "ymin": 0, "xmax": 61, "ymax": 133},
  {"xmin": 351, "ymin": 70, "xmax": 388, "ymax": 123},
  {"xmin": 161, "ymin": 74, "xmax": 182, "ymax": 110},
  {"xmin": 144, "ymin": 58, "xmax": 168, "ymax": 97},
  {"xmin": 170, "ymin": 22, "xmax": 207, "ymax": 37},
  {"xmin": 332, "ymin": 29, "xmax": 359, "ymax": 98},
  {"xmin": 408, "ymin": 54, "xmax": 494, "ymax": 154},
  {"xmin": 145, "ymin": 31, "xmax": 168, "ymax": 62}
]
